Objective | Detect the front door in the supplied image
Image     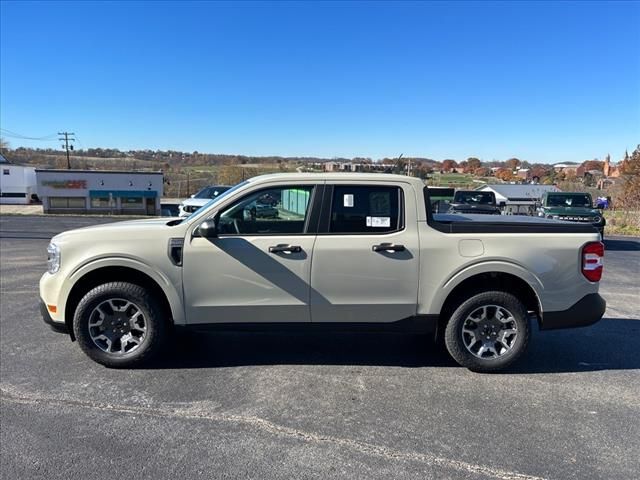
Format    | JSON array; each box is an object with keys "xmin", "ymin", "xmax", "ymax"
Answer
[
  {"xmin": 145, "ymin": 197, "xmax": 156, "ymax": 215},
  {"xmin": 183, "ymin": 184, "xmax": 318, "ymax": 324},
  {"xmin": 310, "ymin": 183, "xmax": 420, "ymax": 323}
]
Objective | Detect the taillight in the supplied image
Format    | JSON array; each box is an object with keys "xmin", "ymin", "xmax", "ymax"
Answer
[{"xmin": 582, "ymin": 241, "xmax": 604, "ymax": 282}]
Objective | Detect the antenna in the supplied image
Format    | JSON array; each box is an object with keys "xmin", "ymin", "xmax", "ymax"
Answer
[{"xmin": 396, "ymin": 153, "xmax": 407, "ymax": 175}]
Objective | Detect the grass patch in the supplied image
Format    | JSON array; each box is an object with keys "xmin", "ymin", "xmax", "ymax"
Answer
[
  {"xmin": 605, "ymin": 210, "xmax": 640, "ymax": 236},
  {"xmin": 428, "ymin": 173, "xmax": 480, "ymax": 189}
]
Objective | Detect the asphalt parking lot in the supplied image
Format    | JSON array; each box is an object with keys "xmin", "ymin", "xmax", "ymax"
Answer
[{"xmin": 1, "ymin": 215, "xmax": 639, "ymax": 480}]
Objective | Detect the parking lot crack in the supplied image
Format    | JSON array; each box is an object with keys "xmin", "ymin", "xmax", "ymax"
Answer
[{"xmin": 1, "ymin": 383, "xmax": 547, "ymax": 480}]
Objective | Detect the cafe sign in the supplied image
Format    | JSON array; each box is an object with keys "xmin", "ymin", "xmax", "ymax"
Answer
[{"xmin": 41, "ymin": 180, "xmax": 87, "ymax": 189}]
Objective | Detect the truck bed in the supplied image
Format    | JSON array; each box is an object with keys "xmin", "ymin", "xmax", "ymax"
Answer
[{"xmin": 431, "ymin": 213, "xmax": 598, "ymax": 234}]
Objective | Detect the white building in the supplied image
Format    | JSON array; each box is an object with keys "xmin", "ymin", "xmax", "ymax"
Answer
[
  {"xmin": 0, "ymin": 154, "xmax": 38, "ymax": 204},
  {"xmin": 477, "ymin": 184, "xmax": 560, "ymax": 215},
  {"xmin": 36, "ymin": 169, "xmax": 163, "ymax": 215}
]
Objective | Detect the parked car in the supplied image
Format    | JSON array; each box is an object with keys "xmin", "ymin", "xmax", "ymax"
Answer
[
  {"xmin": 448, "ymin": 190, "xmax": 501, "ymax": 215},
  {"xmin": 252, "ymin": 202, "xmax": 279, "ymax": 218},
  {"xmin": 426, "ymin": 187, "xmax": 455, "ymax": 213},
  {"xmin": 160, "ymin": 202, "xmax": 180, "ymax": 217},
  {"xmin": 179, "ymin": 185, "xmax": 231, "ymax": 217},
  {"xmin": 40, "ymin": 173, "xmax": 605, "ymax": 372},
  {"xmin": 536, "ymin": 191, "xmax": 606, "ymax": 238}
]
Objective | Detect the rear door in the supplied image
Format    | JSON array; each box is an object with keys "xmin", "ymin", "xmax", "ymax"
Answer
[
  {"xmin": 310, "ymin": 181, "xmax": 420, "ymax": 323},
  {"xmin": 183, "ymin": 182, "xmax": 321, "ymax": 324}
]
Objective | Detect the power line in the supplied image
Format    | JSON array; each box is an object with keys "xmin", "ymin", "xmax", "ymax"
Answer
[
  {"xmin": 72, "ymin": 134, "xmax": 85, "ymax": 150},
  {"xmin": 0, "ymin": 128, "xmax": 57, "ymax": 141},
  {"xmin": 58, "ymin": 132, "xmax": 76, "ymax": 169}
]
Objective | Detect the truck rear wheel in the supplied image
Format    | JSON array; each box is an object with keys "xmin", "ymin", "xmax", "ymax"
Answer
[
  {"xmin": 444, "ymin": 291, "xmax": 530, "ymax": 372},
  {"xmin": 73, "ymin": 282, "xmax": 168, "ymax": 368}
]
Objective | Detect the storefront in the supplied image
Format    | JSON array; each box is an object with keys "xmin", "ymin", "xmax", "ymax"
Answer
[{"xmin": 36, "ymin": 169, "xmax": 163, "ymax": 215}]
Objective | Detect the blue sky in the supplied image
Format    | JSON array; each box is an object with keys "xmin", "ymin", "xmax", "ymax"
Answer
[{"xmin": 1, "ymin": 1, "xmax": 639, "ymax": 163}]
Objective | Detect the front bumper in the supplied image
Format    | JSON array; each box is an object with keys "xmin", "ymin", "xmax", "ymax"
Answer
[
  {"xmin": 540, "ymin": 293, "xmax": 606, "ymax": 330},
  {"xmin": 39, "ymin": 300, "xmax": 69, "ymax": 334}
]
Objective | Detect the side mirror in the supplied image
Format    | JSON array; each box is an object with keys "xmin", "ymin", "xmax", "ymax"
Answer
[
  {"xmin": 534, "ymin": 201, "xmax": 541, "ymax": 208},
  {"xmin": 499, "ymin": 201, "xmax": 506, "ymax": 208},
  {"xmin": 198, "ymin": 220, "xmax": 218, "ymax": 238},
  {"xmin": 190, "ymin": 194, "xmax": 195, "ymax": 198}
]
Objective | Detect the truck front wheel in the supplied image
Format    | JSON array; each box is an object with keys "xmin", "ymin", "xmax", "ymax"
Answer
[
  {"xmin": 73, "ymin": 282, "xmax": 168, "ymax": 368},
  {"xmin": 444, "ymin": 291, "xmax": 530, "ymax": 372}
]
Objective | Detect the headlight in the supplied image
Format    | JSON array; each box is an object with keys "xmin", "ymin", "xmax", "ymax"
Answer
[
  {"xmin": 593, "ymin": 216, "xmax": 602, "ymax": 223},
  {"xmin": 546, "ymin": 214, "xmax": 554, "ymax": 219},
  {"xmin": 47, "ymin": 243, "xmax": 60, "ymax": 274},
  {"xmin": 552, "ymin": 215, "xmax": 559, "ymax": 220}
]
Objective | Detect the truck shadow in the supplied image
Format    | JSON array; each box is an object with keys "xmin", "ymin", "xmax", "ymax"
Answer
[
  {"xmin": 146, "ymin": 317, "xmax": 640, "ymax": 373},
  {"xmin": 502, "ymin": 317, "xmax": 640, "ymax": 374},
  {"xmin": 156, "ymin": 332, "xmax": 456, "ymax": 369}
]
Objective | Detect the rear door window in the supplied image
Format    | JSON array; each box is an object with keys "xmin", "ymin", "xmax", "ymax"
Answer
[{"xmin": 329, "ymin": 186, "xmax": 403, "ymax": 234}]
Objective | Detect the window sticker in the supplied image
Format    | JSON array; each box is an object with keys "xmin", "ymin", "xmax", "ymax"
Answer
[
  {"xmin": 366, "ymin": 216, "xmax": 391, "ymax": 228},
  {"xmin": 343, "ymin": 194, "xmax": 354, "ymax": 207},
  {"xmin": 369, "ymin": 192, "xmax": 391, "ymax": 215}
]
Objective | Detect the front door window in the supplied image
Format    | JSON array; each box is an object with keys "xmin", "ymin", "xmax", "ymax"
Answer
[{"xmin": 218, "ymin": 186, "xmax": 314, "ymax": 235}]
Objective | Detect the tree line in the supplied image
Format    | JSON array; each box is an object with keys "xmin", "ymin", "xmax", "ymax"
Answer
[{"xmin": 1, "ymin": 138, "xmax": 633, "ymax": 188}]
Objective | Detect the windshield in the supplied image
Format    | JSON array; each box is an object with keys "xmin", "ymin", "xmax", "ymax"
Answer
[
  {"xmin": 546, "ymin": 194, "xmax": 592, "ymax": 208},
  {"xmin": 194, "ymin": 185, "xmax": 231, "ymax": 199},
  {"xmin": 179, "ymin": 181, "xmax": 249, "ymax": 223},
  {"xmin": 454, "ymin": 191, "xmax": 494, "ymax": 205}
]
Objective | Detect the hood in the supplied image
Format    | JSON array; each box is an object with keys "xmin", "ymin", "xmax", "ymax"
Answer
[
  {"xmin": 542, "ymin": 206, "xmax": 599, "ymax": 216},
  {"xmin": 52, "ymin": 218, "xmax": 178, "ymax": 242},
  {"xmin": 181, "ymin": 197, "xmax": 209, "ymax": 207}
]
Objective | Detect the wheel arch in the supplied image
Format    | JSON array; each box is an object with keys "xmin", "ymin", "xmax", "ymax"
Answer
[
  {"xmin": 436, "ymin": 270, "xmax": 542, "ymax": 339},
  {"xmin": 64, "ymin": 263, "xmax": 182, "ymax": 339}
]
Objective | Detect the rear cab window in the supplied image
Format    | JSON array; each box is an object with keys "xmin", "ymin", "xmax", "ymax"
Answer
[{"xmin": 328, "ymin": 185, "xmax": 403, "ymax": 234}]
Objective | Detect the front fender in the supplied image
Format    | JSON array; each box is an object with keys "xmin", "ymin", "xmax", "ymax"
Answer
[{"xmin": 64, "ymin": 256, "xmax": 185, "ymax": 325}]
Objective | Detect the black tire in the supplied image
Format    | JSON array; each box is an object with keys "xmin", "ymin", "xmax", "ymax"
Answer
[
  {"xmin": 73, "ymin": 282, "xmax": 168, "ymax": 368},
  {"xmin": 444, "ymin": 291, "xmax": 530, "ymax": 373}
]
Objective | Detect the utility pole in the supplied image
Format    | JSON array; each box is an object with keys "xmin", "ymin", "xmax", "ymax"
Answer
[{"xmin": 58, "ymin": 132, "xmax": 75, "ymax": 169}]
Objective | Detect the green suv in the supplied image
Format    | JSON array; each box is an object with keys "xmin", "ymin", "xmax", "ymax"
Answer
[{"xmin": 537, "ymin": 192, "xmax": 605, "ymax": 237}]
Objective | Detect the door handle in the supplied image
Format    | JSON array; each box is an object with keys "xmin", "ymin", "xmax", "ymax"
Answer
[
  {"xmin": 269, "ymin": 244, "xmax": 302, "ymax": 254},
  {"xmin": 372, "ymin": 243, "xmax": 406, "ymax": 252}
]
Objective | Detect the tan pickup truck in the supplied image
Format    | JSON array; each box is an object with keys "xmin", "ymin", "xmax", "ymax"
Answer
[{"xmin": 40, "ymin": 173, "xmax": 606, "ymax": 372}]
